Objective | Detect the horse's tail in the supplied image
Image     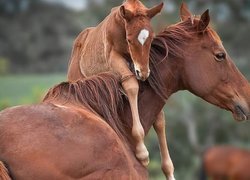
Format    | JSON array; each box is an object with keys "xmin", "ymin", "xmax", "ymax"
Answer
[
  {"xmin": 0, "ymin": 161, "xmax": 11, "ymax": 180},
  {"xmin": 199, "ymin": 153, "xmax": 207, "ymax": 180}
]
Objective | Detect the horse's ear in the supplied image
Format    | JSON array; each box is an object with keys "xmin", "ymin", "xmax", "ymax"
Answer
[
  {"xmin": 198, "ymin": 9, "xmax": 210, "ymax": 32},
  {"xmin": 180, "ymin": 2, "xmax": 192, "ymax": 21},
  {"xmin": 147, "ymin": 2, "xmax": 164, "ymax": 19},
  {"xmin": 120, "ymin": 5, "xmax": 133, "ymax": 21}
]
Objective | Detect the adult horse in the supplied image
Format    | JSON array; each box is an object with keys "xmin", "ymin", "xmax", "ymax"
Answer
[
  {"xmin": 200, "ymin": 146, "xmax": 250, "ymax": 180},
  {"xmin": 0, "ymin": 4, "xmax": 250, "ymax": 180},
  {"xmin": 67, "ymin": 0, "xmax": 164, "ymax": 166}
]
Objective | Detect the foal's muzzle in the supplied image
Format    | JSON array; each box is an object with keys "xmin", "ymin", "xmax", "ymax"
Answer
[{"xmin": 135, "ymin": 69, "xmax": 150, "ymax": 81}]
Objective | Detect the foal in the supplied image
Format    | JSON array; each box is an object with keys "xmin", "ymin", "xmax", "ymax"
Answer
[{"xmin": 67, "ymin": 0, "xmax": 163, "ymax": 166}]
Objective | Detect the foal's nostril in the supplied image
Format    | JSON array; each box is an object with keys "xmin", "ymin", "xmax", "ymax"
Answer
[{"xmin": 136, "ymin": 70, "xmax": 140, "ymax": 77}]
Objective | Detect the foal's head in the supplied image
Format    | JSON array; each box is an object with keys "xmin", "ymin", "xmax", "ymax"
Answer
[
  {"xmin": 176, "ymin": 4, "xmax": 250, "ymax": 121},
  {"xmin": 120, "ymin": 0, "xmax": 163, "ymax": 81}
]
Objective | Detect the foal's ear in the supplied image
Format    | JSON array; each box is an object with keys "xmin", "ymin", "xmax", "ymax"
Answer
[
  {"xmin": 180, "ymin": 2, "xmax": 192, "ymax": 21},
  {"xmin": 147, "ymin": 2, "xmax": 164, "ymax": 19},
  {"xmin": 198, "ymin": 9, "xmax": 210, "ymax": 32},
  {"xmin": 120, "ymin": 5, "xmax": 133, "ymax": 21}
]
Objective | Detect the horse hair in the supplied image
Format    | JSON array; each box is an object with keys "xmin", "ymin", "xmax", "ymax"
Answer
[{"xmin": 43, "ymin": 72, "xmax": 127, "ymax": 140}]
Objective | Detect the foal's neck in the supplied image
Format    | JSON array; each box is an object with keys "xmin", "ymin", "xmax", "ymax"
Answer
[{"xmin": 104, "ymin": 7, "xmax": 130, "ymax": 56}]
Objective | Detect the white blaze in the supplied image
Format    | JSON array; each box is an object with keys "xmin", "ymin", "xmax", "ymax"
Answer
[{"xmin": 138, "ymin": 29, "xmax": 149, "ymax": 45}]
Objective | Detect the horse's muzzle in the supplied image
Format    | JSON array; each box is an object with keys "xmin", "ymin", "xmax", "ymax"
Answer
[{"xmin": 233, "ymin": 105, "xmax": 249, "ymax": 121}]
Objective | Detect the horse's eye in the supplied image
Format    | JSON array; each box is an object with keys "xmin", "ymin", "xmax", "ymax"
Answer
[{"xmin": 215, "ymin": 53, "xmax": 226, "ymax": 62}]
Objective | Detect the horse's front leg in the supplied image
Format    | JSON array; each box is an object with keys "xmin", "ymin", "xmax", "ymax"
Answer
[
  {"xmin": 110, "ymin": 50, "xmax": 149, "ymax": 166},
  {"xmin": 153, "ymin": 110, "xmax": 175, "ymax": 180}
]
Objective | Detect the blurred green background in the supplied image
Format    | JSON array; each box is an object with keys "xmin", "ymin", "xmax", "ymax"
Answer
[{"xmin": 0, "ymin": 0, "xmax": 250, "ymax": 179}]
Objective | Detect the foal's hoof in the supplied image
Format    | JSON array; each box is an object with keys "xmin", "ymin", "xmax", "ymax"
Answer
[
  {"xmin": 167, "ymin": 175, "xmax": 176, "ymax": 180},
  {"xmin": 136, "ymin": 152, "xmax": 149, "ymax": 167},
  {"xmin": 136, "ymin": 143, "xmax": 149, "ymax": 167},
  {"xmin": 141, "ymin": 157, "xmax": 150, "ymax": 167}
]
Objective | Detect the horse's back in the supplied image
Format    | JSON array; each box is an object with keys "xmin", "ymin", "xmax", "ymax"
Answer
[
  {"xmin": 203, "ymin": 146, "xmax": 249, "ymax": 179},
  {"xmin": 204, "ymin": 146, "xmax": 232, "ymax": 176},
  {"xmin": 230, "ymin": 158, "xmax": 250, "ymax": 180},
  {"xmin": 0, "ymin": 104, "xmax": 146, "ymax": 179}
]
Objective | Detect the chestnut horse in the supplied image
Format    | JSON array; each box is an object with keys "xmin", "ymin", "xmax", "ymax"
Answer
[
  {"xmin": 0, "ymin": 5, "xmax": 250, "ymax": 180},
  {"xmin": 67, "ymin": 0, "xmax": 164, "ymax": 166},
  {"xmin": 201, "ymin": 146, "xmax": 250, "ymax": 180}
]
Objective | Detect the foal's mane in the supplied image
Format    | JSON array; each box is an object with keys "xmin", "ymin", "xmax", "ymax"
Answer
[
  {"xmin": 43, "ymin": 72, "xmax": 127, "ymax": 139},
  {"xmin": 147, "ymin": 18, "xmax": 221, "ymax": 100}
]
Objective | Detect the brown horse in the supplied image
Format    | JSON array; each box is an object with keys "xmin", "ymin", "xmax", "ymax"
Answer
[
  {"xmin": 67, "ymin": 0, "xmax": 164, "ymax": 166},
  {"xmin": 201, "ymin": 146, "xmax": 250, "ymax": 180},
  {"xmin": 0, "ymin": 4, "xmax": 250, "ymax": 179},
  {"xmin": 0, "ymin": 73, "xmax": 148, "ymax": 179}
]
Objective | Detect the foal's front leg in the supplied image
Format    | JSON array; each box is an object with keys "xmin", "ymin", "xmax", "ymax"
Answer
[
  {"xmin": 122, "ymin": 76, "xmax": 149, "ymax": 166},
  {"xmin": 110, "ymin": 50, "xmax": 149, "ymax": 166},
  {"xmin": 153, "ymin": 110, "xmax": 175, "ymax": 180}
]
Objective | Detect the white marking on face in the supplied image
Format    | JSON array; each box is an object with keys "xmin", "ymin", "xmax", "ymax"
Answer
[{"xmin": 138, "ymin": 29, "xmax": 149, "ymax": 45}]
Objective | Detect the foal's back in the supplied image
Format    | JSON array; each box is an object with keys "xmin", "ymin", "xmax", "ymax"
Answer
[{"xmin": 67, "ymin": 7, "xmax": 123, "ymax": 81}]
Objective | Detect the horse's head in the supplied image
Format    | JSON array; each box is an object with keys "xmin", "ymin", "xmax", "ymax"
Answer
[
  {"xmin": 178, "ymin": 3, "xmax": 250, "ymax": 121},
  {"xmin": 120, "ymin": 0, "xmax": 163, "ymax": 81}
]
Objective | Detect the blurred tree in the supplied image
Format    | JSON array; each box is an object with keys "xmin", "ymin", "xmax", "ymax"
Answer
[
  {"xmin": 0, "ymin": 0, "xmax": 33, "ymax": 15},
  {"xmin": 0, "ymin": 57, "xmax": 9, "ymax": 75},
  {"xmin": 0, "ymin": 0, "xmax": 82, "ymax": 73}
]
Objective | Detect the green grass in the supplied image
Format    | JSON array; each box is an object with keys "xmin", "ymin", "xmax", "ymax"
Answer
[{"xmin": 0, "ymin": 74, "xmax": 65, "ymax": 109}]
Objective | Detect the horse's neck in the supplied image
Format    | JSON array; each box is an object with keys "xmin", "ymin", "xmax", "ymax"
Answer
[
  {"xmin": 139, "ymin": 86, "xmax": 165, "ymax": 133},
  {"xmin": 142, "ymin": 59, "xmax": 182, "ymax": 133}
]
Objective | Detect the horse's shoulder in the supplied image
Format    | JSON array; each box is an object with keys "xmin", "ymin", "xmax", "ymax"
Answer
[{"xmin": 53, "ymin": 105, "xmax": 134, "ymax": 173}]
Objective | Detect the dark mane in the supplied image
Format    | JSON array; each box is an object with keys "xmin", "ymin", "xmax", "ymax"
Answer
[
  {"xmin": 147, "ymin": 18, "xmax": 220, "ymax": 101},
  {"xmin": 43, "ymin": 72, "xmax": 127, "ymax": 140}
]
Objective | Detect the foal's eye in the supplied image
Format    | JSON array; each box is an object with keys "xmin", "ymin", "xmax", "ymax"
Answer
[
  {"xmin": 215, "ymin": 53, "xmax": 226, "ymax": 62},
  {"xmin": 127, "ymin": 39, "xmax": 133, "ymax": 44}
]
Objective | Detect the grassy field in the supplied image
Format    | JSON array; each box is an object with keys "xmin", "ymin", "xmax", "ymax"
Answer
[{"xmin": 0, "ymin": 74, "xmax": 65, "ymax": 109}]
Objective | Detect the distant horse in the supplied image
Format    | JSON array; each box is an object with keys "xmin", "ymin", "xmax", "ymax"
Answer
[
  {"xmin": 0, "ymin": 4, "xmax": 250, "ymax": 180},
  {"xmin": 201, "ymin": 146, "xmax": 250, "ymax": 180},
  {"xmin": 67, "ymin": 0, "xmax": 164, "ymax": 166}
]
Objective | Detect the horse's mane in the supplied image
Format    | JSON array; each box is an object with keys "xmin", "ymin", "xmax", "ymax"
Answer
[
  {"xmin": 43, "ymin": 72, "xmax": 127, "ymax": 140},
  {"xmin": 147, "ymin": 18, "xmax": 221, "ymax": 101}
]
